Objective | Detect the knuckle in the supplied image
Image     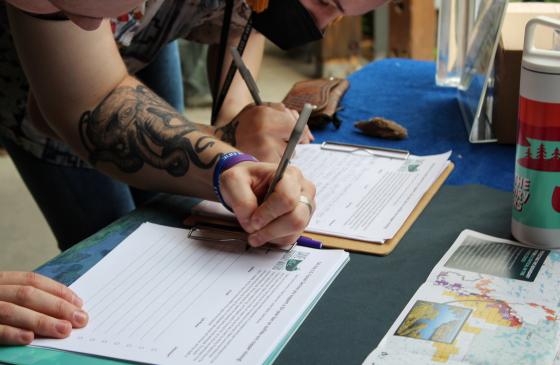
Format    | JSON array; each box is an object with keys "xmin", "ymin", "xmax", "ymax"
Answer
[
  {"xmin": 55, "ymin": 299, "xmax": 68, "ymax": 319},
  {"xmin": 253, "ymin": 107, "xmax": 266, "ymax": 119},
  {"xmin": 0, "ymin": 326, "xmax": 12, "ymax": 343},
  {"xmin": 255, "ymin": 135, "xmax": 269, "ymax": 146},
  {"xmin": 262, "ymin": 138, "xmax": 279, "ymax": 149},
  {"xmin": 290, "ymin": 212, "xmax": 308, "ymax": 232},
  {"xmin": 287, "ymin": 166, "xmax": 303, "ymax": 180},
  {"xmin": 15, "ymin": 285, "xmax": 34, "ymax": 305},
  {"xmin": 275, "ymin": 192, "xmax": 295, "ymax": 212},
  {"xmin": 55, "ymin": 284, "xmax": 71, "ymax": 302},
  {"xmin": 252, "ymin": 120, "xmax": 266, "ymax": 133},
  {"xmin": 35, "ymin": 315, "xmax": 51, "ymax": 333},
  {"xmin": 308, "ymin": 182, "xmax": 317, "ymax": 198},
  {"xmin": 0, "ymin": 302, "xmax": 15, "ymax": 322},
  {"xmin": 261, "ymin": 203, "xmax": 276, "ymax": 221},
  {"xmin": 294, "ymin": 218, "xmax": 307, "ymax": 232},
  {"xmin": 284, "ymin": 116, "xmax": 296, "ymax": 127},
  {"xmin": 24, "ymin": 272, "xmax": 39, "ymax": 287}
]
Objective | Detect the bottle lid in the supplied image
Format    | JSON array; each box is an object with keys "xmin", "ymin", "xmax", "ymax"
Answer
[{"xmin": 522, "ymin": 17, "xmax": 560, "ymax": 75}]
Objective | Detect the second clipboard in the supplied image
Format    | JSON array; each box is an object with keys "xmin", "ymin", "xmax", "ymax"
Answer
[{"xmin": 303, "ymin": 162, "xmax": 455, "ymax": 256}]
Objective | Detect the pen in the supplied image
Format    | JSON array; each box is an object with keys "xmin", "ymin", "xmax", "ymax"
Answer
[
  {"xmin": 263, "ymin": 103, "xmax": 314, "ymax": 201},
  {"xmin": 260, "ymin": 103, "xmax": 321, "ymax": 249},
  {"xmin": 230, "ymin": 47, "xmax": 263, "ymax": 105},
  {"xmin": 230, "ymin": 49, "xmax": 319, "ymax": 248}
]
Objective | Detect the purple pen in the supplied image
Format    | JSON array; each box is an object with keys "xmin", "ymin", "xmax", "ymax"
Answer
[{"xmin": 296, "ymin": 236, "xmax": 323, "ymax": 249}]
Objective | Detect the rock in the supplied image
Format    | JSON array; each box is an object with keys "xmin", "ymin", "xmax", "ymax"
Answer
[{"xmin": 354, "ymin": 117, "xmax": 408, "ymax": 140}]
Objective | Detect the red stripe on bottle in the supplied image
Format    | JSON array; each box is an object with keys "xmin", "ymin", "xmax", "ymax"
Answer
[{"xmin": 552, "ymin": 187, "xmax": 560, "ymax": 213}]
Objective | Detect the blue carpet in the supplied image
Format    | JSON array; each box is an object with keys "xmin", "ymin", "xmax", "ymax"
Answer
[{"xmin": 312, "ymin": 59, "xmax": 516, "ymax": 192}]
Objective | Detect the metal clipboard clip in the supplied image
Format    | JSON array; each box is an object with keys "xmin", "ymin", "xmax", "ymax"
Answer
[
  {"xmin": 320, "ymin": 141, "xmax": 409, "ymax": 160},
  {"xmin": 187, "ymin": 222, "xmax": 295, "ymax": 253}
]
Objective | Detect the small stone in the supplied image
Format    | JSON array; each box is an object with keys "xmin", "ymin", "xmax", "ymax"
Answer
[{"xmin": 354, "ymin": 117, "xmax": 408, "ymax": 140}]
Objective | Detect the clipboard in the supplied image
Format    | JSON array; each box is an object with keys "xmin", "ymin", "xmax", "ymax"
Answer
[
  {"xmin": 303, "ymin": 142, "xmax": 454, "ymax": 255},
  {"xmin": 185, "ymin": 142, "xmax": 454, "ymax": 256},
  {"xmin": 304, "ymin": 162, "xmax": 454, "ymax": 256}
]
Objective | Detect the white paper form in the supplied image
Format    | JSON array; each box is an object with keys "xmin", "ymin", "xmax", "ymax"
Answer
[
  {"xmin": 291, "ymin": 144, "xmax": 451, "ymax": 243},
  {"xmin": 32, "ymin": 223, "xmax": 349, "ymax": 365}
]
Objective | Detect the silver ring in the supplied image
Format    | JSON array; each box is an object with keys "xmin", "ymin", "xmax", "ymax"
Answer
[{"xmin": 298, "ymin": 195, "xmax": 314, "ymax": 216}]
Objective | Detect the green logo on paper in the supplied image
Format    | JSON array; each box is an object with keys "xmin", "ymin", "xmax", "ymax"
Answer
[
  {"xmin": 272, "ymin": 251, "xmax": 309, "ymax": 271},
  {"xmin": 285, "ymin": 259, "xmax": 303, "ymax": 271},
  {"xmin": 408, "ymin": 163, "xmax": 420, "ymax": 172},
  {"xmin": 400, "ymin": 159, "xmax": 422, "ymax": 173}
]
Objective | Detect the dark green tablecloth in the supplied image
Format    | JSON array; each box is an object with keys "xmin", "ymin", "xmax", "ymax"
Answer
[
  {"xmin": 275, "ymin": 184, "xmax": 512, "ymax": 365},
  {"xmin": 0, "ymin": 185, "xmax": 513, "ymax": 365}
]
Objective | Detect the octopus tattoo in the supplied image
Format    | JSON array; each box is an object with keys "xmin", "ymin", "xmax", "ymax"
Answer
[
  {"xmin": 79, "ymin": 85, "xmax": 220, "ymax": 177},
  {"xmin": 215, "ymin": 119, "xmax": 239, "ymax": 147}
]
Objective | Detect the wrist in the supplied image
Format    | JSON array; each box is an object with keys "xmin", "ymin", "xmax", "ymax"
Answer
[
  {"xmin": 216, "ymin": 99, "xmax": 252, "ymax": 126},
  {"xmin": 213, "ymin": 152, "xmax": 258, "ymax": 210}
]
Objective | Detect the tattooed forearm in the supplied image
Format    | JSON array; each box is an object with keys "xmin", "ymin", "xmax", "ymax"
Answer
[
  {"xmin": 79, "ymin": 85, "xmax": 221, "ymax": 177},
  {"xmin": 215, "ymin": 120, "xmax": 239, "ymax": 146}
]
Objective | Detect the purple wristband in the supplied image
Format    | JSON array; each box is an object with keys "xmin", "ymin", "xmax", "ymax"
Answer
[{"xmin": 213, "ymin": 152, "xmax": 258, "ymax": 211}]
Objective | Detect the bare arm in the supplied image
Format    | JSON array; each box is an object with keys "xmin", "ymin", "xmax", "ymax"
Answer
[
  {"xmin": 208, "ymin": 29, "xmax": 265, "ymax": 126},
  {"xmin": 208, "ymin": 28, "xmax": 314, "ymax": 161},
  {"xmin": 8, "ymin": 6, "xmax": 232, "ymax": 200}
]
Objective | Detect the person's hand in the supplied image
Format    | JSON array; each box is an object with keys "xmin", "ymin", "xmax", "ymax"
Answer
[
  {"xmin": 215, "ymin": 103, "xmax": 314, "ymax": 163},
  {"xmin": 0, "ymin": 272, "xmax": 88, "ymax": 345},
  {"xmin": 219, "ymin": 161, "xmax": 316, "ymax": 247}
]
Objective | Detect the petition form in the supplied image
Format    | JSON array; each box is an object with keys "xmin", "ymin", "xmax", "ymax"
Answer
[
  {"xmin": 33, "ymin": 223, "xmax": 349, "ymax": 365},
  {"xmin": 292, "ymin": 144, "xmax": 451, "ymax": 243}
]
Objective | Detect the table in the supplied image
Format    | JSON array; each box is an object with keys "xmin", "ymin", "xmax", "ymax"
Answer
[
  {"xmin": 0, "ymin": 185, "xmax": 514, "ymax": 365},
  {"xmin": 320, "ymin": 58, "xmax": 516, "ymax": 192},
  {"xmin": 0, "ymin": 59, "xmax": 518, "ymax": 364}
]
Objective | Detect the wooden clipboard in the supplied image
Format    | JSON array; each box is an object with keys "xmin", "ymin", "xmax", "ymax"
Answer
[
  {"xmin": 185, "ymin": 162, "xmax": 454, "ymax": 257},
  {"xmin": 304, "ymin": 162, "xmax": 454, "ymax": 256}
]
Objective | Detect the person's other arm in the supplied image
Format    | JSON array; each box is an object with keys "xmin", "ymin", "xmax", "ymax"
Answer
[
  {"xmin": 208, "ymin": 30, "xmax": 314, "ymax": 162},
  {"xmin": 208, "ymin": 29, "xmax": 265, "ymax": 125}
]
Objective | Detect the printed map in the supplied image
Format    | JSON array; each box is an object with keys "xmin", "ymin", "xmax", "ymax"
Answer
[{"xmin": 365, "ymin": 231, "xmax": 560, "ymax": 365}]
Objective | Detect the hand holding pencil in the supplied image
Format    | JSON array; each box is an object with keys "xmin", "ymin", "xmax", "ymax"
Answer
[{"xmin": 218, "ymin": 47, "xmax": 315, "ymax": 149}]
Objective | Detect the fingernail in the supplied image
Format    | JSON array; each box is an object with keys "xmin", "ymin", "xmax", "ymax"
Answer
[
  {"xmin": 248, "ymin": 234, "xmax": 260, "ymax": 247},
  {"xmin": 20, "ymin": 331, "xmax": 33, "ymax": 343},
  {"xmin": 56, "ymin": 321, "xmax": 70, "ymax": 335},
  {"xmin": 72, "ymin": 295, "xmax": 83, "ymax": 307},
  {"xmin": 73, "ymin": 310, "xmax": 88, "ymax": 325}
]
